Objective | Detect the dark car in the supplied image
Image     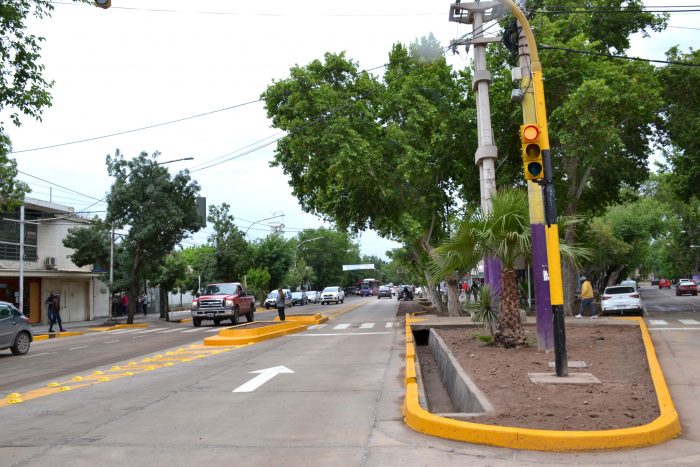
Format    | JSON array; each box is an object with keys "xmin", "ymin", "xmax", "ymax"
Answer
[
  {"xmin": 377, "ymin": 286, "xmax": 392, "ymax": 299},
  {"xmin": 658, "ymin": 279, "xmax": 671, "ymax": 289},
  {"xmin": 676, "ymin": 281, "xmax": 698, "ymax": 296},
  {"xmin": 291, "ymin": 291, "xmax": 308, "ymax": 306},
  {"xmin": 651, "ymin": 278, "xmax": 659, "ymax": 286},
  {"xmin": 0, "ymin": 301, "xmax": 33, "ymax": 355}
]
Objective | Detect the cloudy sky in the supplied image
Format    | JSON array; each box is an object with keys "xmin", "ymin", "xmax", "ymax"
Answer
[{"xmin": 7, "ymin": 0, "xmax": 699, "ymax": 258}]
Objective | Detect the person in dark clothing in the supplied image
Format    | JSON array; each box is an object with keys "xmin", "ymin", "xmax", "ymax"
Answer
[
  {"xmin": 471, "ymin": 281, "xmax": 480, "ymax": 302},
  {"xmin": 46, "ymin": 291, "xmax": 65, "ymax": 333},
  {"xmin": 275, "ymin": 288, "xmax": 286, "ymax": 321}
]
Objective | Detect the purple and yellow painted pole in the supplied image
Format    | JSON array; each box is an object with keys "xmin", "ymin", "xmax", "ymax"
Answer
[{"xmin": 498, "ymin": 0, "xmax": 567, "ymax": 374}]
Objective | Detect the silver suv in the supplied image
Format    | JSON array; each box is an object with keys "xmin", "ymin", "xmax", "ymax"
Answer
[{"xmin": 0, "ymin": 301, "xmax": 33, "ymax": 355}]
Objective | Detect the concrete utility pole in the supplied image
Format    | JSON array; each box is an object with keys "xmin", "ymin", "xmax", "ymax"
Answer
[
  {"xmin": 449, "ymin": 1, "xmax": 506, "ymax": 297},
  {"xmin": 516, "ymin": 24, "xmax": 554, "ymax": 352}
]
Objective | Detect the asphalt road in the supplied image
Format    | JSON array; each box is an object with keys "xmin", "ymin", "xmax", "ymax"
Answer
[{"xmin": 640, "ymin": 283, "xmax": 700, "ymax": 315}]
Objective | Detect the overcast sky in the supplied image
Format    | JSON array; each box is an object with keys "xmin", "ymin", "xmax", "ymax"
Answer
[{"xmin": 7, "ymin": 0, "xmax": 699, "ymax": 258}]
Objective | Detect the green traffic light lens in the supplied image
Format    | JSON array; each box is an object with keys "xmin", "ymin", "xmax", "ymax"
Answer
[{"xmin": 527, "ymin": 162, "xmax": 543, "ymax": 177}]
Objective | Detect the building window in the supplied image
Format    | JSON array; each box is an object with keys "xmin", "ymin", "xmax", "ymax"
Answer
[{"xmin": 0, "ymin": 209, "xmax": 39, "ymax": 262}]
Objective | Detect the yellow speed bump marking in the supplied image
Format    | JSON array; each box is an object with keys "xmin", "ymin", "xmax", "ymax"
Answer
[{"xmin": 0, "ymin": 344, "xmax": 240, "ymax": 409}]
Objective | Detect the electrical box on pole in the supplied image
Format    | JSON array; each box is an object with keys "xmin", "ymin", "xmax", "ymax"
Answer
[{"xmin": 520, "ymin": 124, "xmax": 544, "ymax": 181}]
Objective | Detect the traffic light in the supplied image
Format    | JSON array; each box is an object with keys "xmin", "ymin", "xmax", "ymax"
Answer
[
  {"xmin": 94, "ymin": 0, "xmax": 111, "ymax": 9},
  {"xmin": 520, "ymin": 124, "xmax": 543, "ymax": 181}
]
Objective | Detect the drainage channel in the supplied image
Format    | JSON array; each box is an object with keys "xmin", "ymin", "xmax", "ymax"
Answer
[{"xmin": 412, "ymin": 328, "xmax": 494, "ymax": 420}]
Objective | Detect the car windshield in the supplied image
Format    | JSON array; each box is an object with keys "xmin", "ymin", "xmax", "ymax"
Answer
[
  {"xmin": 201, "ymin": 284, "xmax": 238, "ymax": 295},
  {"xmin": 323, "ymin": 287, "xmax": 338, "ymax": 293},
  {"xmin": 267, "ymin": 292, "xmax": 279, "ymax": 299},
  {"xmin": 679, "ymin": 281, "xmax": 694, "ymax": 286},
  {"xmin": 292, "ymin": 292, "xmax": 303, "ymax": 298},
  {"xmin": 605, "ymin": 286, "xmax": 636, "ymax": 295},
  {"xmin": 379, "ymin": 286, "xmax": 389, "ymax": 291}
]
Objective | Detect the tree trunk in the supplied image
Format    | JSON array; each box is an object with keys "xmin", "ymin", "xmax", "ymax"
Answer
[
  {"xmin": 446, "ymin": 272, "xmax": 460, "ymax": 317},
  {"xmin": 494, "ymin": 269, "xmax": 527, "ymax": 348},
  {"xmin": 422, "ymin": 270, "xmax": 446, "ymax": 314}
]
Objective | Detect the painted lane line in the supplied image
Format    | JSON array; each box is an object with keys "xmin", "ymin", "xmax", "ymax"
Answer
[
  {"xmin": 359, "ymin": 323, "xmax": 376, "ymax": 329},
  {"xmin": 649, "ymin": 327, "xmax": 700, "ymax": 331},
  {"xmin": 205, "ymin": 328, "xmax": 223, "ymax": 332},
  {"xmin": 293, "ymin": 332, "xmax": 391, "ymax": 336},
  {"xmin": 69, "ymin": 346, "xmax": 88, "ymax": 351},
  {"xmin": 108, "ymin": 329, "xmax": 140, "ymax": 334},
  {"xmin": 233, "ymin": 366, "xmax": 294, "ymax": 393},
  {"xmin": 156, "ymin": 328, "xmax": 184, "ymax": 333},
  {"xmin": 648, "ymin": 320, "xmax": 668, "ymax": 326},
  {"xmin": 132, "ymin": 336, "xmax": 146, "ymax": 339},
  {"xmin": 131, "ymin": 328, "xmax": 166, "ymax": 334},
  {"xmin": 104, "ymin": 340, "xmax": 120, "ymax": 343},
  {"xmin": 21, "ymin": 352, "xmax": 51, "ymax": 359},
  {"xmin": 307, "ymin": 324, "xmax": 328, "ymax": 330},
  {"xmin": 678, "ymin": 319, "xmax": 700, "ymax": 325},
  {"xmin": 385, "ymin": 322, "xmax": 395, "ymax": 328},
  {"xmin": 181, "ymin": 327, "xmax": 206, "ymax": 333},
  {"xmin": 333, "ymin": 323, "xmax": 351, "ymax": 330}
]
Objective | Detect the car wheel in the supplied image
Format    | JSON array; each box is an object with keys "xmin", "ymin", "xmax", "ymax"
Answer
[
  {"xmin": 247, "ymin": 306, "xmax": 255, "ymax": 322},
  {"xmin": 11, "ymin": 331, "xmax": 31, "ymax": 355},
  {"xmin": 341, "ymin": 298, "xmax": 344, "ymax": 303},
  {"xmin": 193, "ymin": 317, "xmax": 202, "ymax": 327},
  {"xmin": 232, "ymin": 306, "xmax": 240, "ymax": 325},
  {"xmin": 213, "ymin": 318, "xmax": 221, "ymax": 326}
]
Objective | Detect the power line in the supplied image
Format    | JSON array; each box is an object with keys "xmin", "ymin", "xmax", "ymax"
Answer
[
  {"xmin": 17, "ymin": 171, "xmax": 103, "ymax": 201},
  {"xmin": 540, "ymin": 44, "xmax": 700, "ymax": 67},
  {"xmin": 10, "ymin": 99, "xmax": 263, "ymax": 154}
]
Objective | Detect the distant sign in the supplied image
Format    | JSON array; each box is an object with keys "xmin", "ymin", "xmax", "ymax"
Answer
[{"xmin": 342, "ymin": 264, "xmax": 375, "ymax": 271}]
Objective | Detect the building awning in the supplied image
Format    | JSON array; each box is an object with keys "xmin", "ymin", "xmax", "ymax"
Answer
[{"xmin": 0, "ymin": 269, "xmax": 100, "ymax": 279}]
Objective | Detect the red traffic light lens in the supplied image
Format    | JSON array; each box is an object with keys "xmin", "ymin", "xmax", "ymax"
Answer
[{"xmin": 522, "ymin": 125, "xmax": 540, "ymax": 142}]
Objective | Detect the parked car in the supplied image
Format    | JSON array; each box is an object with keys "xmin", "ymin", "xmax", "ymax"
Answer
[
  {"xmin": 676, "ymin": 281, "xmax": 698, "ymax": 296},
  {"xmin": 264, "ymin": 290, "xmax": 292, "ymax": 309},
  {"xmin": 0, "ymin": 301, "xmax": 33, "ymax": 355},
  {"xmin": 320, "ymin": 286, "xmax": 345, "ymax": 305},
  {"xmin": 291, "ymin": 291, "xmax": 308, "ymax": 306},
  {"xmin": 377, "ymin": 286, "xmax": 392, "ymax": 299},
  {"xmin": 306, "ymin": 291, "xmax": 319, "ymax": 303},
  {"xmin": 651, "ymin": 278, "xmax": 660, "ymax": 286},
  {"xmin": 658, "ymin": 279, "xmax": 671, "ymax": 289},
  {"xmin": 600, "ymin": 285, "xmax": 643, "ymax": 316},
  {"xmin": 620, "ymin": 279, "xmax": 638, "ymax": 291}
]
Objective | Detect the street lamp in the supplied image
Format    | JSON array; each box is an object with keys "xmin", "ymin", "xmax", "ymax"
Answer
[{"xmin": 244, "ymin": 214, "xmax": 284, "ymax": 236}]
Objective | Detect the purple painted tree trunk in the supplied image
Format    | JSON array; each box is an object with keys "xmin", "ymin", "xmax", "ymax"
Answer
[{"xmin": 484, "ymin": 257, "xmax": 502, "ymax": 300}]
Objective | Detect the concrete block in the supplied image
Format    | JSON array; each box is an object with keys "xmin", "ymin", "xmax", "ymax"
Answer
[{"xmin": 527, "ymin": 372, "xmax": 601, "ymax": 384}]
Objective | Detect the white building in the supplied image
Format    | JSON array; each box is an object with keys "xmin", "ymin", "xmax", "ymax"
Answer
[{"xmin": 0, "ymin": 198, "xmax": 109, "ymax": 324}]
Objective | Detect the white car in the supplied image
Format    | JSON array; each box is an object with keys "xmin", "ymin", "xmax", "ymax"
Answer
[
  {"xmin": 601, "ymin": 285, "xmax": 643, "ymax": 316},
  {"xmin": 619, "ymin": 280, "xmax": 638, "ymax": 291},
  {"xmin": 306, "ymin": 291, "xmax": 319, "ymax": 303},
  {"xmin": 320, "ymin": 286, "xmax": 345, "ymax": 305}
]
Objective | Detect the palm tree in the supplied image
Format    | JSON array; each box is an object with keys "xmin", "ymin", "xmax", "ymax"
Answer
[{"xmin": 432, "ymin": 189, "xmax": 588, "ymax": 348}]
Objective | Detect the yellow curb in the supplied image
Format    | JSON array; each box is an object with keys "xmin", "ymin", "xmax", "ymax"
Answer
[
  {"xmin": 112, "ymin": 323, "xmax": 149, "ymax": 329},
  {"xmin": 203, "ymin": 321, "xmax": 307, "ymax": 346},
  {"xmin": 33, "ymin": 331, "xmax": 85, "ymax": 340},
  {"xmin": 273, "ymin": 313, "xmax": 328, "ymax": 325},
  {"xmin": 402, "ymin": 316, "xmax": 680, "ymax": 452}
]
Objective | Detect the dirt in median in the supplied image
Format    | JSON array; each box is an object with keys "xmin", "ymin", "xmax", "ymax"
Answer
[{"xmin": 430, "ymin": 325, "xmax": 660, "ymax": 431}]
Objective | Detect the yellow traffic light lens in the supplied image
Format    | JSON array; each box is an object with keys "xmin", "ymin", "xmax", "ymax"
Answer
[
  {"xmin": 525, "ymin": 143, "xmax": 540, "ymax": 159},
  {"xmin": 523, "ymin": 125, "xmax": 539, "ymax": 141},
  {"xmin": 527, "ymin": 162, "xmax": 543, "ymax": 177}
]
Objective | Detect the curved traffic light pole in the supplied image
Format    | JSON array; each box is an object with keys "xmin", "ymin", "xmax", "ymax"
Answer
[{"xmin": 497, "ymin": 0, "xmax": 567, "ymax": 376}]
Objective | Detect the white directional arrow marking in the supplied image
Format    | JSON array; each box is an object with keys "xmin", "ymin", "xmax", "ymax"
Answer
[{"xmin": 232, "ymin": 366, "xmax": 295, "ymax": 393}]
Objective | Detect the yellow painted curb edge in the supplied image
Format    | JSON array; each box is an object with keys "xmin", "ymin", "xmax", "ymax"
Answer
[
  {"xmin": 33, "ymin": 331, "xmax": 85, "ymax": 340},
  {"xmin": 203, "ymin": 321, "xmax": 307, "ymax": 346},
  {"xmin": 402, "ymin": 316, "xmax": 680, "ymax": 452}
]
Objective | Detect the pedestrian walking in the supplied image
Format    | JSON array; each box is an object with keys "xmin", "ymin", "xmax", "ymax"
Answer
[
  {"xmin": 139, "ymin": 294, "xmax": 148, "ymax": 316},
  {"xmin": 275, "ymin": 288, "xmax": 286, "ymax": 321},
  {"xmin": 471, "ymin": 281, "xmax": 480, "ymax": 302},
  {"xmin": 576, "ymin": 276, "xmax": 597, "ymax": 318},
  {"xmin": 46, "ymin": 291, "xmax": 65, "ymax": 333}
]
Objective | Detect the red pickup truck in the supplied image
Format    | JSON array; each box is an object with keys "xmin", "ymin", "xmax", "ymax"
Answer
[{"xmin": 191, "ymin": 282, "xmax": 256, "ymax": 327}]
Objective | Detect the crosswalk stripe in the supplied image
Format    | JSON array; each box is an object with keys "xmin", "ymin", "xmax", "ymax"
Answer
[
  {"xmin": 649, "ymin": 320, "xmax": 668, "ymax": 326},
  {"xmin": 385, "ymin": 322, "xmax": 394, "ymax": 328},
  {"xmin": 359, "ymin": 323, "xmax": 375, "ymax": 329},
  {"xmin": 108, "ymin": 329, "xmax": 140, "ymax": 334},
  {"xmin": 131, "ymin": 328, "xmax": 166, "ymax": 334},
  {"xmin": 679, "ymin": 319, "xmax": 700, "ymax": 325},
  {"xmin": 308, "ymin": 324, "xmax": 328, "ymax": 330},
  {"xmin": 157, "ymin": 328, "xmax": 183, "ymax": 334},
  {"xmin": 181, "ymin": 327, "xmax": 206, "ymax": 333},
  {"xmin": 333, "ymin": 323, "xmax": 351, "ymax": 330}
]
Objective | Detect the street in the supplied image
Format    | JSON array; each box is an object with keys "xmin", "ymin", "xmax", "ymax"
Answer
[{"xmin": 1, "ymin": 293, "xmax": 700, "ymax": 466}]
